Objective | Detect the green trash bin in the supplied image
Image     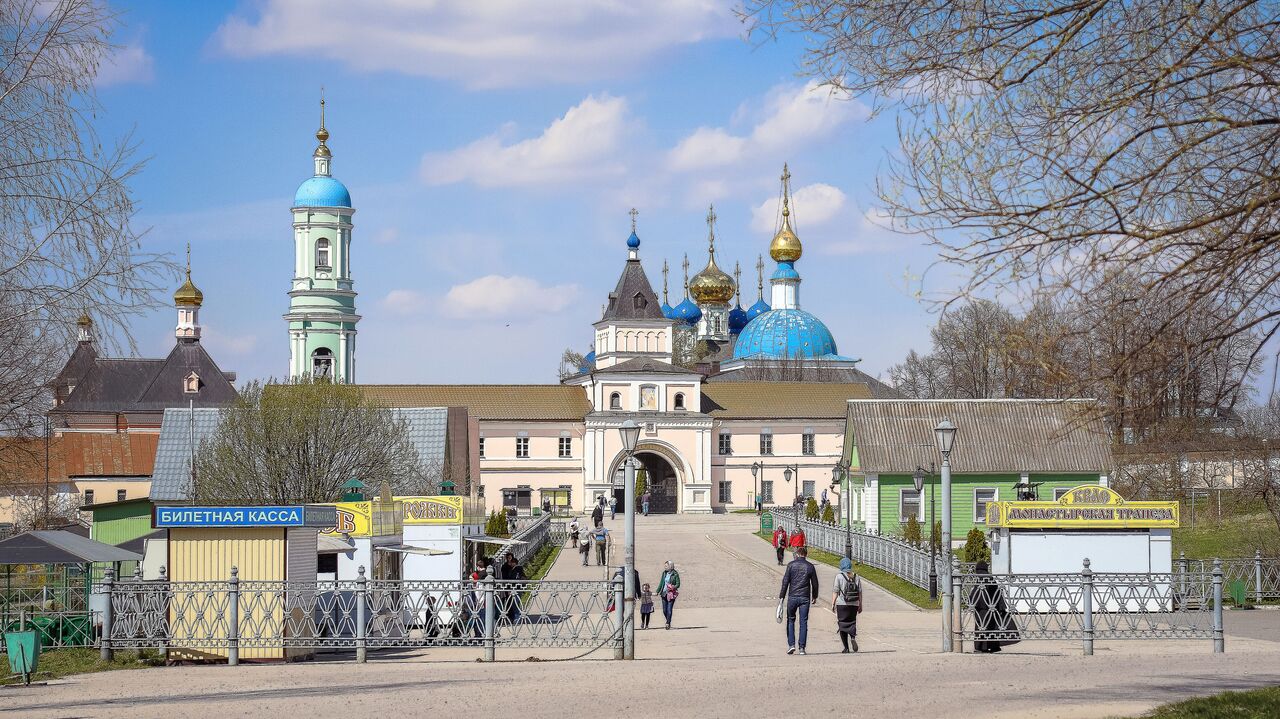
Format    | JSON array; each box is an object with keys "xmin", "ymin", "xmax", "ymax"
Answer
[{"xmin": 4, "ymin": 630, "xmax": 41, "ymax": 684}]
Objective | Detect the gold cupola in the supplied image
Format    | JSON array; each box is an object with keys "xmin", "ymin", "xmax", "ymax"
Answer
[
  {"xmin": 688, "ymin": 204, "xmax": 736, "ymax": 305},
  {"xmin": 769, "ymin": 163, "xmax": 803, "ymax": 263},
  {"xmin": 314, "ymin": 95, "xmax": 331, "ymax": 158},
  {"xmin": 173, "ymin": 244, "xmax": 203, "ymax": 307}
]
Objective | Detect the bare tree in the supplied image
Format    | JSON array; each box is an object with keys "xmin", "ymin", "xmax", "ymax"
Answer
[
  {"xmin": 194, "ymin": 378, "xmax": 433, "ymax": 504},
  {"xmin": 0, "ymin": 1, "xmax": 171, "ymax": 450},
  {"xmin": 557, "ymin": 347, "xmax": 588, "ymax": 380},
  {"xmin": 743, "ymin": 0, "xmax": 1280, "ymax": 422}
]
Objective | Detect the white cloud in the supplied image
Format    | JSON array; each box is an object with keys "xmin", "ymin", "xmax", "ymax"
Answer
[
  {"xmin": 751, "ymin": 183, "xmax": 847, "ymax": 232},
  {"xmin": 213, "ymin": 0, "xmax": 735, "ymax": 89},
  {"xmin": 96, "ymin": 43, "xmax": 154, "ymax": 87},
  {"xmin": 382, "ymin": 289, "xmax": 429, "ymax": 316},
  {"xmin": 667, "ymin": 82, "xmax": 867, "ymax": 173},
  {"xmin": 422, "ymin": 95, "xmax": 629, "ymax": 188},
  {"xmin": 824, "ymin": 207, "xmax": 909, "ymax": 255},
  {"xmin": 442, "ymin": 275, "xmax": 579, "ymax": 318}
]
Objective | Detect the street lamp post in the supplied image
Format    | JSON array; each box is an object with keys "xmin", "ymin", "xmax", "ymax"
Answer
[
  {"xmin": 751, "ymin": 462, "xmax": 764, "ymax": 514},
  {"xmin": 782, "ymin": 464, "xmax": 801, "ymax": 508},
  {"xmin": 934, "ymin": 418, "xmax": 957, "ymax": 653},
  {"xmin": 830, "ymin": 464, "xmax": 852, "ymax": 560},
  {"xmin": 618, "ymin": 419, "xmax": 641, "ymax": 660},
  {"xmin": 914, "ymin": 466, "xmax": 938, "ymax": 601}
]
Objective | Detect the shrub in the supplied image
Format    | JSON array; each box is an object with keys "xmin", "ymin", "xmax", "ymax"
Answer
[
  {"xmin": 961, "ymin": 527, "xmax": 992, "ymax": 564},
  {"xmin": 903, "ymin": 515, "xmax": 922, "ymax": 547},
  {"xmin": 485, "ymin": 510, "xmax": 510, "ymax": 538},
  {"xmin": 804, "ymin": 497, "xmax": 820, "ymax": 520},
  {"xmin": 930, "ymin": 521, "xmax": 942, "ymax": 554},
  {"xmin": 821, "ymin": 503, "xmax": 836, "ymax": 524}
]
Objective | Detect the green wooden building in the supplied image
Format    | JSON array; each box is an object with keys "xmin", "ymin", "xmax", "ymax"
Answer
[
  {"xmin": 837, "ymin": 399, "xmax": 1113, "ymax": 542},
  {"xmin": 87, "ymin": 497, "xmax": 155, "ymax": 578}
]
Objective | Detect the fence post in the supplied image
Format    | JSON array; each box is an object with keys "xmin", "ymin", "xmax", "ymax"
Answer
[
  {"xmin": 1081, "ymin": 558, "xmax": 1094, "ymax": 656},
  {"xmin": 159, "ymin": 565, "xmax": 169, "ymax": 663},
  {"xmin": 1212, "ymin": 559, "xmax": 1224, "ymax": 654},
  {"xmin": 1178, "ymin": 551, "xmax": 1187, "ymax": 598},
  {"xmin": 100, "ymin": 567, "xmax": 114, "ymax": 662},
  {"xmin": 1255, "ymin": 550, "xmax": 1264, "ymax": 605},
  {"xmin": 355, "ymin": 566, "xmax": 367, "ymax": 664},
  {"xmin": 227, "ymin": 566, "xmax": 240, "ymax": 666},
  {"xmin": 612, "ymin": 574, "xmax": 625, "ymax": 660},
  {"xmin": 949, "ymin": 555, "xmax": 961, "ymax": 653},
  {"xmin": 483, "ymin": 565, "xmax": 496, "ymax": 662}
]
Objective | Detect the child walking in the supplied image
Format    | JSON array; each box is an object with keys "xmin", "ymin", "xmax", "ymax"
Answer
[{"xmin": 640, "ymin": 583, "xmax": 654, "ymax": 629}]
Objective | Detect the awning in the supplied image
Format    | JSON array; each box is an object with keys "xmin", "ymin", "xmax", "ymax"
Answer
[
  {"xmin": 317, "ymin": 534, "xmax": 354, "ymax": 554},
  {"xmin": 464, "ymin": 536, "xmax": 528, "ymax": 547},
  {"xmin": 116, "ymin": 530, "xmax": 166, "ymax": 556},
  {"xmin": 374, "ymin": 544, "xmax": 454, "ymax": 556},
  {"xmin": 0, "ymin": 530, "xmax": 142, "ymax": 565}
]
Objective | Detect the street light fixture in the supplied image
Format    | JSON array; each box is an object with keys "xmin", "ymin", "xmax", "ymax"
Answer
[
  {"xmin": 914, "ymin": 465, "xmax": 938, "ymax": 601},
  {"xmin": 617, "ymin": 419, "xmax": 640, "ymax": 660},
  {"xmin": 830, "ymin": 463, "xmax": 852, "ymax": 560},
  {"xmin": 934, "ymin": 417, "xmax": 957, "ymax": 653},
  {"xmin": 781, "ymin": 463, "xmax": 801, "ymax": 508},
  {"xmin": 750, "ymin": 462, "xmax": 764, "ymax": 514}
]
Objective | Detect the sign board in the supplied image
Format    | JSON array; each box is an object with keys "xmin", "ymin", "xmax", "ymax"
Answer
[
  {"xmin": 154, "ymin": 505, "xmax": 337, "ymax": 528},
  {"xmin": 760, "ymin": 513, "xmax": 774, "ymax": 533},
  {"xmin": 986, "ymin": 485, "xmax": 1179, "ymax": 529},
  {"xmin": 396, "ymin": 496, "xmax": 464, "ymax": 525},
  {"xmin": 321, "ymin": 501, "xmax": 374, "ymax": 537}
]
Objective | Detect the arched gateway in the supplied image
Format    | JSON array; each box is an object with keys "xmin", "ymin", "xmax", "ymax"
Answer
[{"xmin": 609, "ymin": 444, "xmax": 684, "ymax": 514}]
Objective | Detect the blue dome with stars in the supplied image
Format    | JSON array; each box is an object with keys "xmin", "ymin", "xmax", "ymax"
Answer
[
  {"xmin": 294, "ymin": 176, "xmax": 352, "ymax": 208},
  {"xmin": 732, "ymin": 308, "xmax": 838, "ymax": 360},
  {"xmin": 670, "ymin": 297, "xmax": 702, "ymax": 324},
  {"xmin": 728, "ymin": 303, "xmax": 749, "ymax": 334}
]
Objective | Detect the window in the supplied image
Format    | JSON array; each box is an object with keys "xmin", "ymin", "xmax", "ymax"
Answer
[
  {"xmin": 1053, "ymin": 487, "xmax": 1070, "ymax": 501},
  {"xmin": 802, "ymin": 431, "xmax": 815, "ymax": 455},
  {"xmin": 761, "ymin": 481, "xmax": 774, "ymax": 503},
  {"xmin": 609, "ymin": 392, "xmax": 622, "ymax": 410},
  {"xmin": 183, "ymin": 372, "xmax": 200, "ymax": 394},
  {"xmin": 759, "ymin": 430, "xmax": 773, "ymax": 456},
  {"xmin": 316, "ymin": 238, "xmax": 331, "ymax": 268},
  {"xmin": 640, "ymin": 385, "xmax": 657, "ymax": 410},
  {"xmin": 559, "ymin": 436, "xmax": 572, "ymax": 458},
  {"xmin": 974, "ymin": 489, "xmax": 997, "ymax": 523},
  {"xmin": 718, "ymin": 481, "xmax": 732, "ymax": 503},
  {"xmin": 516, "ymin": 437, "xmax": 529, "ymax": 459},
  {"xmin": 311, "ymin": 348, "xmax": 334, "ymax": 378},
  {"xmin": 318, "ymin": 553, "xmax": 338, "ymax": 574},
  {"xmin": 478, "ymin": 437, "xmax": 485, "ymax": 458},
  {"xmin": 116, "ymin": 489, "xmax": 126, "ymax": 502},
  {"xmin": 632, "ymin": 293, "xmax": 647, "ymax": 311},
  {"xmin": 802, "ymin": 480, "xmax": 815, "ymax": 499},
  {"xmin": 718, "ymin": 432, "xmax": 732, "ymax": 455},
  {"xmin": 899, "ymin": 489, "xmax": 922, "ymax": 523},
  {"xmin": 83, "ymin": 489, "xmax": 94, "ymax": 506},
  {"xmin": 674, "ymin": 393, "xmax": 686, "ymax": 410}
]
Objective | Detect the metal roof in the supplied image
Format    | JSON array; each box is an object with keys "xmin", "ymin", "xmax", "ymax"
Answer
[
  {"xmin": 359, "ymin": 385, "xmax": 591, "ymax": 421},
  {"xmin": 702, "ymin": 382, "xmax": 874, "ymax": 419},
  {"xmin": 0, "ymin": 530, "xmax": 142, "ymax": 564},
  {"xmin": 601, "ymin": 258, "xmax": 665, "ymax": 321},
  {"xmin": 845, "ymin": 399, "xmax": 1112, "ymax": 474}
]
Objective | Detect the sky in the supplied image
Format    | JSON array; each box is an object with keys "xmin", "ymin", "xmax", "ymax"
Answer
[{"xmin": 96, "ymin": 0, "xmax": 945, "ymax": 386}]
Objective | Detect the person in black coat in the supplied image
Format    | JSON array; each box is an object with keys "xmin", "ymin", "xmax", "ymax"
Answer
[
  {"xmin": 591, "ymin": 503, "xmax": 604, "ymax": 528},
  {"xmin": 970, "ymin": 560, "xmax": 1020, "ymax": 653}
]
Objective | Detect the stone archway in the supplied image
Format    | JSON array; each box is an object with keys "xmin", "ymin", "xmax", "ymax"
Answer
[{"xmin": 609, "ymin": 444, "xmax": 685, "ymax": 514}]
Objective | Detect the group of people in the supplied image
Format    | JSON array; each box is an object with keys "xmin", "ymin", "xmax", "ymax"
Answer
[
  {"xmin": 770, "ymin": 526, "xmax": 806, "ymax": 565},
  {"xmin": 569, "ymin": 517, "xmax": 612, "ymax": 566},
  {"xmin": 776, "ymin": 540, "xmax": 863, "ymax": 655},
  {"xmin": 639, "ymin": 560, "xmax": 681, "ymax": 630}
]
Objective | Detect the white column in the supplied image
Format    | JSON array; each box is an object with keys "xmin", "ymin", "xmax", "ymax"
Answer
[{"xmin": 338, "ymin": 332, "xmax": 349, "ymax": 383}]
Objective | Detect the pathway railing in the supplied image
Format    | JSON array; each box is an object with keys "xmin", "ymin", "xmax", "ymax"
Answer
[
  {"xmin": 769, "ymin": 508, "xmax": 941, "ymax": 590},
  {"xmin": 1177, "ymin": 551, "xmax": 1280, "ymax": 604},
  {"xmin": 955, "ymin": 559, "xmax": 1223, "ymax": 655},
  {"xmin": 505, "ymin": 513, "xmax": 552, "ymax": 566},
  {"xmin": 102, "ymin": 566, "xmax": 622, "ymax": 664}
]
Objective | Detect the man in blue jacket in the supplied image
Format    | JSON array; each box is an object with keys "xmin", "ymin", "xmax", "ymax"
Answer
[{"xmin": 779, "ymin": 546, "xmax": 819, "ymax": 655}]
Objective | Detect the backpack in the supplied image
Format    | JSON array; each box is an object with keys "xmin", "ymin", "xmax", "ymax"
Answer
[{"xmin": 840, "ymin": 572, "xmax": 861, "ymax": 604}]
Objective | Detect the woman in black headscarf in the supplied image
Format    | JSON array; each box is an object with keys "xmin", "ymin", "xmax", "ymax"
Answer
[{"xmin": 970, "ymin": 560, "xmax": 1020, "ymax": 653}]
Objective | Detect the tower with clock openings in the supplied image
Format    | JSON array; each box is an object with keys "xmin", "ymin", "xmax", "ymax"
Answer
[{"xmin": 284, "ymin": 98, "xmax": 360, "ymax": 382}]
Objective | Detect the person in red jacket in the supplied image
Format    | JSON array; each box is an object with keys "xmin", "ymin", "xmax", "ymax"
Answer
[
  {"xmin": 772, "ymin": 527, "xmax": 789, "ymax": 565},
  {"xmin": 789, "ymin": 529, "xmax": 806, "ymax": 550}
]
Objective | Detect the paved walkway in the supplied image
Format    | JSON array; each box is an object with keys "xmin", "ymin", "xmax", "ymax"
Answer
[{"xmin": 5, "ymin": 514, "xmax": 1280, "ymax": 718}]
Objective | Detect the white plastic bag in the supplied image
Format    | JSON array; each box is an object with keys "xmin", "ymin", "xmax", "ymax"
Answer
[{"xmin": 775, "ymin": 599, "xmax": 785, "ymax": 624}]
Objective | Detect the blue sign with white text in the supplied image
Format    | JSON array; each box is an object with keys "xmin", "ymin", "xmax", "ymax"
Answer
[{"xmin": 155, "ymin": 505, "xmax": 313, "ymax": 528}]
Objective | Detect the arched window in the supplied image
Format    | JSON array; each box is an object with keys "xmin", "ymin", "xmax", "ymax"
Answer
[
  {"xmin": 609, "ymin": 392, "xmax": 622, "ymax": 410},
  {"xmin": 312, "ymin": 347, "xmax": 334, "ymax": 378},
  {"xmin": 674, "ymin": 392, "xmax": 685, "ymax": 410},
  {"xmin": 316, "ymin": 238, "xmax": 331, "ymax": 269}
]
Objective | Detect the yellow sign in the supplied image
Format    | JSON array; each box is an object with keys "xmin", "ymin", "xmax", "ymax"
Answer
[
  {"xmin": 321, "ymin": 501, "xmax": 373, "ymax": 537},
  {"xmin": 395, "ymin": 496, "xmax": 464, "ymax": 526},
  {"xmin": 986, "ymin": 485, "xmax": 1179, "ymax": 529}
]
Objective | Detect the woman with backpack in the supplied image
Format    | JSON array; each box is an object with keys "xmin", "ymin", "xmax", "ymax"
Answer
[{"xmin": 832, "ymin": 557, "xmax": 862, "ymax": 653}]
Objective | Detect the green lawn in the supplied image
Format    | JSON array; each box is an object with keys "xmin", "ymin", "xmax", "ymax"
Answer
[
  {"xmin": 756, "ymin": 531, "xmax": 941, "ymax": 610},
  {"xmin": 1139, "ymin": 686, "xmax": 1280, "ymax": 717},
  {"xmin": 0, "ymin": 648, "xmax": 163, "ymax": 685},
  {"xmin": 1173, "ymin": 512, "xmax": 1279, "ymax": 559}
]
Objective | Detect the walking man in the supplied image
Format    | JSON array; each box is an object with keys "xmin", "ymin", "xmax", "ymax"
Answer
[
  {"xmin": 591, "ymin": 501, "xmax": 604, "ymax": 529},
  {"xmin": 609, "ymin": 495, "xmax": 618, "ymax": 521},
  {"xmin": 642, "ymin": 491, "xmax": 651, "ymax": 517},
  {"xmin": 772, "ymin": 526, "xmax": 789, "ymax": 566},
  {"xmin": 579, "ymin": 524, "xmax": 592, "ymax": 565},
  {"xmin": 594, "ymin": 524, "xmax": 610, "ymax": 566},
  {"xmin": 779, "ymin": 546, "xmax": 819, "ymax": 655}
]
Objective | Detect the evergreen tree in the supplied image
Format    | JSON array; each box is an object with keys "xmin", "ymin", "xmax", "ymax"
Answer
[
  {"xmin": 961, "ymin": 528, "xmax": 992, "ymax": 564},
  {"xmin": 804, "ymin": 496, "xmax": 820, "ymax": 520},
  {"xmin": 820, "ymin": 503, "xmax": 836, "ymax": 524},
  {"xmin": 903, "ymin": 515, "xmax": 922, "ymax": 547}
]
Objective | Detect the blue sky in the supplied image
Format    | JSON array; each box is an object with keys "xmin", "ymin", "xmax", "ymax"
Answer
[{"xmin": 97, "ymin": 0, "xmax": 943, "ymax": 385}]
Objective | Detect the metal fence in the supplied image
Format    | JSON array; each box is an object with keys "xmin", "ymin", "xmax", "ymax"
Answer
[
  {"xmin": 1178, "ymin": 552, "xmax": 1280, "ymax": 604},
  {"xmin": 955, "ymin": 559, "xmax": 1223, "ymax": 655},
  {"xmin": 769, "ymin": 508, "xmax": 942, "ymax": 591},
  {"xmin": 2, "ymin": 566, "xmax": 97, "ymax": 651},
  {"xmin": 102, "ymin": 566, "xmax": 622, "ymax": 664},
  {"xmin": 505, "ymin": 513, "xmax": 552, "ymax": 567}
]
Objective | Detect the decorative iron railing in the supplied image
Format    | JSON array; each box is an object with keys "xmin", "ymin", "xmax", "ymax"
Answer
[{"xmin": 768, "ymin": 508, "xmax": 943, "ymax": 591}]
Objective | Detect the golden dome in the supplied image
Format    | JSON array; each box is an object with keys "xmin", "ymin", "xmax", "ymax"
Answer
[
  {"xmin": 770, "ymin": 212, "xmax": 802, "ymax": 263},
  {"xmin": 689, "ymin": 256, "xmax": 735, "ymax": 305},
  {"xmin": 174, "ymin": 270, "xmax": 203, "ymax": 307}
]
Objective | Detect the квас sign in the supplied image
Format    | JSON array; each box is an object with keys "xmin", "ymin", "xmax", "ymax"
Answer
[{"xmin": 986, "ymin": 485, "xmax": 1179, "ymax": 529}]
